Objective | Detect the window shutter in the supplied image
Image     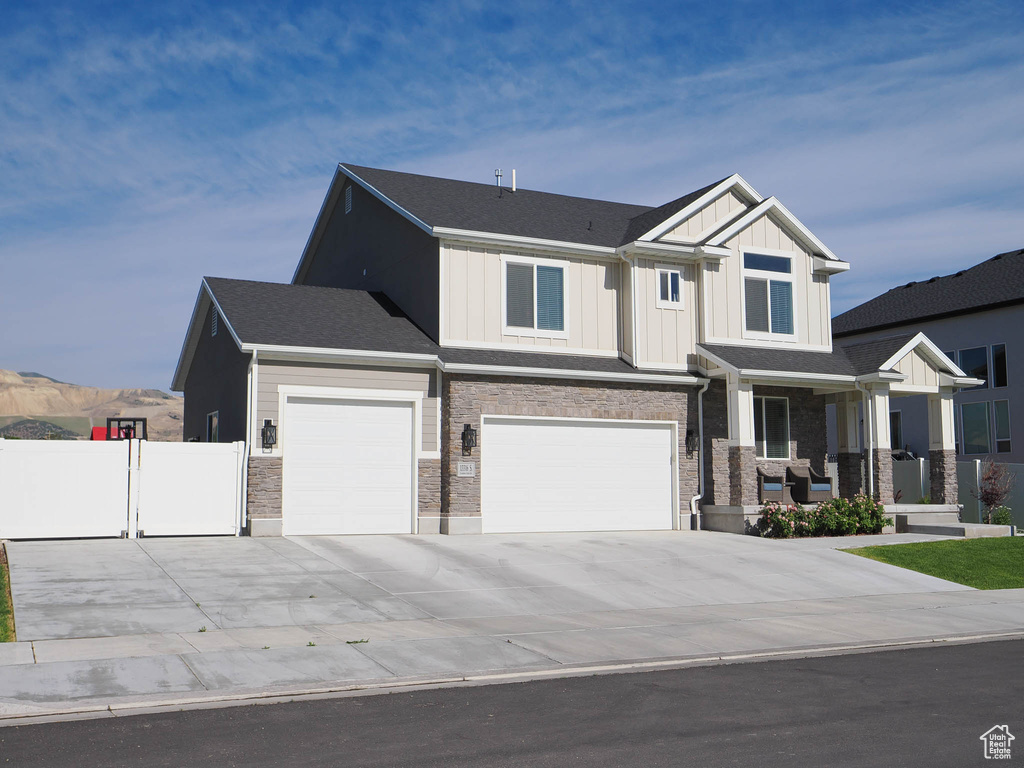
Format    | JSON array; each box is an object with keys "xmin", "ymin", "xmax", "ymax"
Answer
[
  {"xmin": 745, "ymin": 279, "xmax": 769, "ymax": 332},
  {"xmin": 763, "ymin": 398, "xmax": 789, "ymax": 459},
  {"xmin": 769, "ymin": 280, "xmax": 793, "ymax": 334},
  {"xmin": 536, "ymin": 265, "xmax": 564, "ymax": 331},
  {"xmin": 506, "ymin": 263, "xmax": 534, "ymax": 328}
]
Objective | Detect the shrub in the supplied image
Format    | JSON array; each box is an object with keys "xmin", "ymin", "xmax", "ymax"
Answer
[
  {"xmin": 757, "ymin": 495, "xmax": 892, "ymax": 539},
  {"xmin": 973, "ymin": 461, "xmax": 1015, "ymax": 513},
  {"xmin": 986, "ymin": 506, "xmax": 1013, "ymax": 526}
]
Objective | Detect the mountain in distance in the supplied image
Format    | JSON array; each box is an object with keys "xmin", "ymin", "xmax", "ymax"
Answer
[{"xmin": 0, "ymin": 370, "xmax": 183, "ymax": 441}]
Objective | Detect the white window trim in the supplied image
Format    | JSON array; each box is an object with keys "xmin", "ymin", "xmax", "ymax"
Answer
[
  {"xmin": 740, "ymin": 248, "xmax": 798, "ymax": 342},
  {"xmin": 206, "ymin": 410, "xmax": 219, "ymax": 442},
  {"xmin": 499, "ymin": 253, "xmax": 570, "ymax": 340},
  {"xmin": 753, "ymin": 395, "xmax": 790, "ymax": 460},
  {"xmin": 655, "ymin": 263, "xmax": 684, "ymax": 310},
  {"xmin": 890, "ymin": 409, "xmax": 903, "ymax": 451}
]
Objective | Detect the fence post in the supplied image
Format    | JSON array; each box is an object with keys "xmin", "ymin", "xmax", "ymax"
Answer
[{"xmin": 126, "ymin": 439, "xmax": 141, "ymax": 538}]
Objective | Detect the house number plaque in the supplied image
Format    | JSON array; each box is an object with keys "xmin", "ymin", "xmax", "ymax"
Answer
[{"xmin": 457, "ymin": 461, "xmax": 476, "ymax": 477}]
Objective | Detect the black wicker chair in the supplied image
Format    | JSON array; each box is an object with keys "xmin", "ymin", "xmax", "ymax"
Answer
[{"xmin": 786, "ymin": 465, "xmax": 834, "ymax": 504}]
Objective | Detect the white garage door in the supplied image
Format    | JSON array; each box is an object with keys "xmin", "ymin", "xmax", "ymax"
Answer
[
  {"xmin": 283, "ymin": 397, "xmax": 415, "ymax": 535},
  {"xmin": 481, "ymin": 417, "xmax": 675, "ymax": 533}
]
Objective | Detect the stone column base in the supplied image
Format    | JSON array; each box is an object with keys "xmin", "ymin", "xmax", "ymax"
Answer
[
  {"xmin": 871, "ymin": 448, "xmax": 894, "ymax": 504},
  {"xmin": 837, "ymin": 452, "xmax": 864, "ymax": 499},
  {"xmin": 929, "ymin": 449, "xmax": 958, "ymax": 504},
  {"xmin": 728, "ymin": 445, "xmax": 758, "ymax": 506}
]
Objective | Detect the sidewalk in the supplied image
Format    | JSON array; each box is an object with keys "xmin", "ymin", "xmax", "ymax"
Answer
[{"xmin": 2, "ymin": 532, "xmax": 1023, "ymax": 722}]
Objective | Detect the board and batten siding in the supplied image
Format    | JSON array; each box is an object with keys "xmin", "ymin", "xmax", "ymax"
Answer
[
  {"xmin": 442, "ymin": 243, "xmax": 620, "ymax": 353},
  {"xmin": 256, "ymin": 361, "xmax": 438, "ymax": 453},
  {"xmin": 892, "ymin": 349, "xmax": 940, "ymax": 388},
  {"xmin": 701, "ymin": 212, "xmax": 831, "ymax": 349},
  {"xmin": 633, "ymin": 260, "xmax": 697, "ymax": 367},
  {"xmin": 660, "ymin": 190, "xmax": 746, "ymax": 243}
]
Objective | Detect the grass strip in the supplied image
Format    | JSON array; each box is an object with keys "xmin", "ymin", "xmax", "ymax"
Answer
[
  {"xmin": 846, "ymin": 537, "xmax": 1024, "ymax": 590},
  {"xmin": 0, "ymin": 542, "xmax": 15, "ymax": 641}
]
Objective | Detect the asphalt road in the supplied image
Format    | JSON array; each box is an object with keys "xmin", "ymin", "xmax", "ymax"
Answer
[{"xmin": 2, "ymin": 639, "xmax": 1020, "ymax": 767}]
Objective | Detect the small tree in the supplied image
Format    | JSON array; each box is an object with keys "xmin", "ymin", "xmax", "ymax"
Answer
[{"xmin": 972, "ymin": 461, "xmax": 1015, "ymax": 523}]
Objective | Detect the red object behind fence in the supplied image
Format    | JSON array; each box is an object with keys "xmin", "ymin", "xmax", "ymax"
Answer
[{"xmin": 91, "ymin": 426, "xmax": 107, "ymax": 441}]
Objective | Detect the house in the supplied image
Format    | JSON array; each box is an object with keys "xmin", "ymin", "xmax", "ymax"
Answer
[
  {"xmin": 171, "ymin": 164, "xmax": 979, "ymax": 536},
  {"xmin": 833, "ymin": 249, "xmax": 1024, "ymax": 465}
]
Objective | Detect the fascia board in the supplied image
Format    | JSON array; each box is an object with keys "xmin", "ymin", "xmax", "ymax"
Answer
[
  {"xmin": 695, "ymin": 244, "xmax": 732, "ymax": 259},
  {"xmin": 618, "ymin": 241, "xmax": 700, "ymax": 259},
  {"xmin": 737, "ymin": 369, "xmax": 857, "ymax": 385},
  {"xmin": 694, "ymin": 345, "xmax": 740, "ymax": 376},
  {"xmin": 291, "ymin": 166, "xmax": 344, "ymax": 284},
  {"xmin": 433, "ymin": 227, "xmax": 618, "ymax": 259},
  {"xmin": 812, "ymin": 255, "xmax": 851, "ymax": 275},
  {"xmin": 638, "ymin": 174, "xmax": 764, "ymax": 242},
  {"xmin": 706, "ymin": 197, "xmax": 840, "ymax": 262},
  {"xmin": 855, "ymin": 371, "xmax": 906, "ymax": 384},
  {"xmin": 941, "ymin": 374, "xmax": 985, "ymax": 388},
  {"xmin": 340, "ymin": 164, "xmax": 434, "ymax": 235},
  {"xmin": 439, "ymin": 361, "xmax": 704, "ymax": 385},
  {"xmin": 241, "ymin": 344, "xmax": 439, "ymax": 367},
  {"xmin": 879, "ymin": 332, "xmax": 967, "ymax": 377},
  {"xmin": 171, "ymin": 281, "xmax": 245, "ymax": 392}
]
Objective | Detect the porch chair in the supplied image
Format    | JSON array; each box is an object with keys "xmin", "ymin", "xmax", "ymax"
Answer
[
  {"xmin": 786, "ymin": 465, "xmax": 834, "ymax": 504},
  {"xmin": 757, "ymin": 467, "xmax": 794, "ymax": 505}
]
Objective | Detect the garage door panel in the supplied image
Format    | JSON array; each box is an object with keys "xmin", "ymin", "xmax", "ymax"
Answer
[
  {"xmin": 283, "ymin": 397, "xmax": 414, "ymax": 536},
  {"xmin": 482, "ymin": 418, "xmax": 674, "ymax": 534}
]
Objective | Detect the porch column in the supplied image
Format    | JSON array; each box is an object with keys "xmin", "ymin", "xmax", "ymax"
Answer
[
  {"xmin": 727, "ymin": 376, "xmax": 758, "ymax": 506},
  {"xmin": 927, "ymin": 389, "xmax": 958, "ymax": 504},
  {"xmin": 834, "ymin": 392, "xmax": 863, "ymax": 499},
  {"xmin": 868, "ymin": 385, "xmax": 894, "ymax": 504}
]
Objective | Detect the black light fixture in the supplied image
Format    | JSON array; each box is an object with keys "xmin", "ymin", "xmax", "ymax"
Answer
[
  {"xmin": 261, "ymin": 419, "xmax": 278, "ymax": 450},
  {"xmin": 461, "ymin": 423, "xmax": 477, "ymax": 455},
  {"xmin": 685, "ymin": 429, "xmax": 699, "ymax": 455}
]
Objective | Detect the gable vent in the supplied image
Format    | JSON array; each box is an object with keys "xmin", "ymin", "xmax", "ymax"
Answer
[
  {"xmin": 211, "ymin": 309, "xmax": 218, "ymax": 337},
  {"xmin": 345, "ymin": 185, "xmax": 352, "ymax": 214}
]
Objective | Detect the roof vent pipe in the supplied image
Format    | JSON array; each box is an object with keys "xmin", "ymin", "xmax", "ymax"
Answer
[
  {"xmin": 512, "ymin": 169, "xmax": 516, "ymax": 193},
  {"xmin": 494, "ymin": 168, "xmax": 502, "ymax": 187}
]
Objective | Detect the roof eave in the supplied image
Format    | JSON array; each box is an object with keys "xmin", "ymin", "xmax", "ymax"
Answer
[{"xmin": 637, "ymin": 174, "xmax": 763, "ymax": 242}]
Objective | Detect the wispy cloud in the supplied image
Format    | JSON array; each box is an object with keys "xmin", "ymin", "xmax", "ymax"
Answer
[{"xmin": 1, "ymin": 0, "xmax": 1022, "ymax": 387}]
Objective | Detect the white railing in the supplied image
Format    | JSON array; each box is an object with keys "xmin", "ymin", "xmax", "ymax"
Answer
[{"xmin": 0, "ymin": 438, "xmax": 245, "ymax": 539}]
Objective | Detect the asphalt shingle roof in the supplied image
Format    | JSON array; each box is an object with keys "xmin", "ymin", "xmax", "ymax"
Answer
[
  {"xmin": 832, "ymin": 248, "xmax": 1024, "ymax": 336},
  {"xmin": 343, "ymin": 164, "xmax": 728, "ymax": 248},
  {"xmin": 699, "ymin": 335, "xmax": 920, "ymax": 378}
]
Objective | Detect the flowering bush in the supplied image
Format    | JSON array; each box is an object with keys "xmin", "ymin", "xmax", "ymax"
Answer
[{"xmin": 757, "ymin": 495, "xmax": 892, "ymax": 538}]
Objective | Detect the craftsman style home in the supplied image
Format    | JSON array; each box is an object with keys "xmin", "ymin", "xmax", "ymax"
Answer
[{"xmin": 172, "ymin": 164, "xmax": 979, "ymax": 536}]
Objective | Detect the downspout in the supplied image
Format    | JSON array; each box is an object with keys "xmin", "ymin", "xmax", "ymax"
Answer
[
  {"xmin": 241, "ymin": 350, "xmax": 257, "ymax": 535},
  {"xmin": 855, "ymin": 381, "xmax": 874, "ymax": 499},
  {"xmin": 688, "ymin": 379, "xmax": 711, "ymax": 529}
]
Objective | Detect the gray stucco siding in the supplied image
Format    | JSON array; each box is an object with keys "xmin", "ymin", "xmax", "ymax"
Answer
[
  {"xmin": 256, "ymin": 360, "xmax": 439, "ymax": 453},
  {"xmin": 183, "ymin": 304, "xmax": 249, "ymax": 443}
]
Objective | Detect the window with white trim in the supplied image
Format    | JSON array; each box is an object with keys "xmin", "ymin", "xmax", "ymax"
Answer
[
  {"xmin": 656, "ymin": 266, "xmax": 683, "ymax": 309},
  {"xmin": 890, "ymin": 410, "xmax": 903, "ymax": 451},
  {"xmin": 504, "ymin": 259, "xmax": 566, "ymax": 334},
  {"xmin": 753, "ymin": 396, "xmax": 790, "ymax": 459},
  {"xmin": 206, "ymin": 411, "xmax": 219, "ymax": 443},
  {"xmin": 743, "ymin": 253, "xmax": 793, "ymax": 336}
]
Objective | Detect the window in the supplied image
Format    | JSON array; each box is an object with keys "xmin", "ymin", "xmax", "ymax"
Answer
[
  {"xmin": 211, "ymin": 309, "xmax": 218, "ymax": 337},
  {"xmin": 504, "ymin": 259, "xmax": 566, "ymax": 334},
  {"xmin": 943, "ymin": 351, "xmax": 956, "ymax": 365},
  {"xmin": 992, "ymin": 344, "xmax": 1008, "ymax": 387},
  {"xmin": 959, "ymin": 346, "xmax": 988, "ymax": 390},
  {"xmin": 344, "ymin": 185, "xmax": 352, "ymax": 214},
  {"xmin": 890, "ymin": 411, "xmax": 903, "ymax": 451},
  {"xmin": 656, "ymin": 267, "xmax": 683, "ymax": 309},
  {"xmin": 994, "ymin": 400, "xmax": 1011, "ymax": 453},
  {"xmin": 206, "ymin": 411, "xmax": 219, "ymax": 443},
  {"xmin": 743, "ymin": 253, "xmax": 793, "ymax": 336},
  {"xmin": 753, "ymin": 396, "xmax": 790, "ymax": 459},
  {"xmin": 960, "ymin": 402, "xmax": 991, "ymax": 455}
]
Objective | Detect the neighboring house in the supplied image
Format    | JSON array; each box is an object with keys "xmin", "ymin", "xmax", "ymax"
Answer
[
  {"xmin": 833, "ymin": 249, "xmax": 1024, "ymax": 465},
  {"xmin": 172, "ymin": 164, "xmax": 977, "ymax": 536}
]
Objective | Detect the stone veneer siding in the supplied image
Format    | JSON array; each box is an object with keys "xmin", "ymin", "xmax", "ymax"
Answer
[
  {"xmin": 247, "ymin": 457, "xmax": 282, "ymax": 521},
  {"xmin": 928, "ymin": 449, "xmax": 958, "ymax": 504},
  {"xmin": 837, "ymin": 452, "xmax": 864, "ymax": 499},
  {"xmin": 442, "ymin": 374, "xmax": 700, "ymax": 521},
  {"xmin": 702, "ymin": 381, "xmax": 827, "ymax": 506},
  {"xmin": 871, "ymin": 448, "xmax": 895, "ymax": 504},
  {"xmin": 418, "ymin": 458, "xmax": 441, "ymax": 518}
]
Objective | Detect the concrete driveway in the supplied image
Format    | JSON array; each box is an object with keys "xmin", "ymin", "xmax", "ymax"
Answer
[{"xmin": 3, "ymin": 531, "xmax": 1024, "ymax": 718}]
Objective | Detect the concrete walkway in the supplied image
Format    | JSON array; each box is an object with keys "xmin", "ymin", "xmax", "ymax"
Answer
[{"xmin": 2, "ymin": 531, "xmax": 1023, "ymax": 722}]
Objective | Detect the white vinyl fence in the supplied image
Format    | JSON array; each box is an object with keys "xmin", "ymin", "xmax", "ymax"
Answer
[
  {"xmin": 890, "ymin": 456, "xmax": 1024, "ymax": 526},
  {"xmin": 0, "ymin": 438, "xmax": 246, "ymax": 540}
]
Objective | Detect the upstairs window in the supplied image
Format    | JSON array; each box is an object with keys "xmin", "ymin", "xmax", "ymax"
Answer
[
  {"xmin": 959, "ymin": 346, "xmax": 988, "ymax": 389},
  {"xmin": 753, "ymin": 396, "xmax": 790, "ymax": 459},
  {"xmin": 504, "ymin": 259, "xmax": 566, "ymax": 334},
  {"xmin": 656, "ymin": 266, "xmax": 683, "ymax": 309},
  {"xmin": 992, "ymin": 344, "xmax": 1008, "ymax": 387},
  {"xmin": 994, "ymin": 400, "xmax": 1011, "ymax": 453},
  {"xmin": 743, "ymin": 253, "xmax": 793, "ymax": 336}
]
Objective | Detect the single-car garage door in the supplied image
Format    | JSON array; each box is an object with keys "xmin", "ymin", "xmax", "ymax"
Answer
[
  {"xmin": 283, "ymin": 397, "xmax": 415, "ymax": 535},
  {"xmin": 481, "ymin": 416, "xmax": 675, "ymax": 533}
]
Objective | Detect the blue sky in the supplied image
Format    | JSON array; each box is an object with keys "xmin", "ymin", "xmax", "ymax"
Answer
[{"xmin": 2, "ymin": 0, "xmax": 1023, "ymax": 390}]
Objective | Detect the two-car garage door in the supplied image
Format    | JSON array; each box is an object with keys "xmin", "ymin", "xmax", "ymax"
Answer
[
  {"xmin": 282, "ymin": 397, "xmax": 415, "ymax": 536},
  {"xmin": 481, "ymin": 417, "xmax": 676, "ymax": 533}
]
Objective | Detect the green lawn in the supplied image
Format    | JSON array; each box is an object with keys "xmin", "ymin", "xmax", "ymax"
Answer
[
  {"xmin": 0, "ymin": 544, "xmax": 14, "ymax": 642},
  {"xmin": 846, "ymin": 537, "xmax": 1024, "ymax": 590}
]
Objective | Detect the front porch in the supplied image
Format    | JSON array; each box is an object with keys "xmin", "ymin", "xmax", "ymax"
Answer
[{"xmin": 695, "ymin": 334, "xmax": 983, "ymax": 535}]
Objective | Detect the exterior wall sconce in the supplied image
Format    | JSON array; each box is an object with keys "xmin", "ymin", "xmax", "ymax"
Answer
[
  {"xmin": 461, "ymin": 423, "xmax": 477, "ymax": 455},
  {"xmin": 261, "ymin": 419, "xmax": 278, "ymax": 450},
  {"xmin": 685, "ymin": 429, "xmax": 698, "ymax": 456}
]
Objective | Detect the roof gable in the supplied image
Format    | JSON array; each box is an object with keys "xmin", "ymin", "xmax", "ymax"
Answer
[
  {"xmin": 706, "ymin": 196, "xmax": 841, "ymax": 262},
  {"xmin": 635, "ymin": 174, "xmax": 761, "ymax": 244}
]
